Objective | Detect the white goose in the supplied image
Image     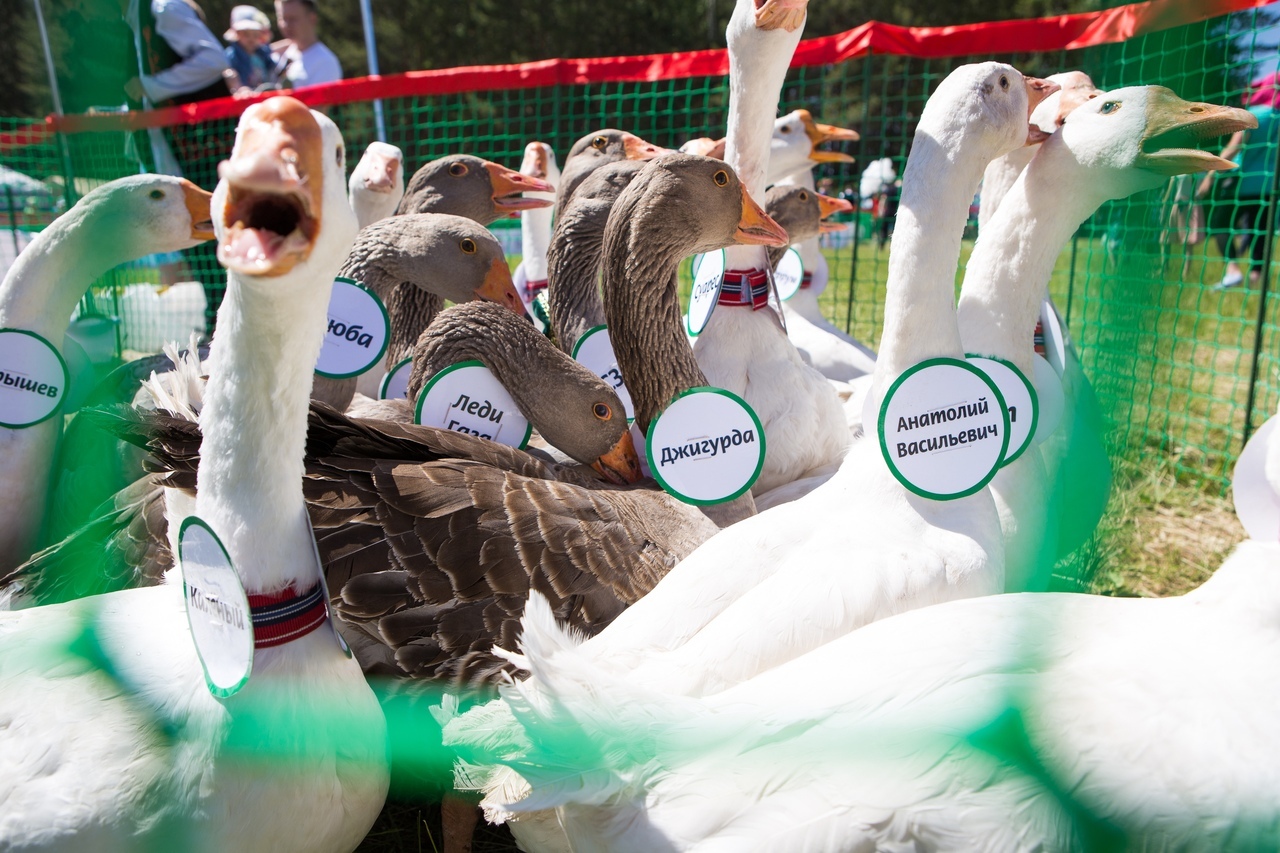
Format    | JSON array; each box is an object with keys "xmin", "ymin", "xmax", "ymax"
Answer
[
  {"xmin": 0, "ymin": 175, "xmax": 213, "ymax": 575},
  {"xmin": 691, "ymin": 0, "xmax": 852, "ymax": 498},
  {"xmin": 348, "ymin": 140, "xmax": 405, "ymax": 230},
  {"xmin": 513, "ymin": 141, "xmax": 560, "ymax": 326},
  {"xmin": 0, "ymin": 97, "xmax": 387, "ymax": 852},
  {"xmin": 958, "ymin": 87, "xmax": 1253, "ymax": 591}
]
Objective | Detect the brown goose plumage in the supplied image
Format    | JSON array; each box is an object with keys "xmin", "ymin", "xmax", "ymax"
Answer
[{"xmin": 555, "ymin": 129, "xmax": 665, "ymax": 216}]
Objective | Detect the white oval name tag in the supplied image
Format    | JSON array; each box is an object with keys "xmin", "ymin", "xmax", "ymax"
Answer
[
  {"xmin": 0, "ymin": 328, "xmax": 70, "ymax": 429},
  {"xmin": 379, "ymin": 356, "xmax": 413, "ymax": 400},
  {"xmin": 877, "ymin": 358, "xmax": 1010, "ymax": 500},
  {"xmin": 178, "ymin": 517, "xmax": 253, "ymax": 698},
  {"xmin": 414, "ymin": 360, "xmax": 532, "ymax": 448},
  {"xmin": 966, "ymin": 355, "xmax": 1037, "ymax": 466},
  {"xmin": 315, "ymin": 278, "xmax": 391, "ymax": 379},
  {"xmin": 572, "ymin": 325, "xmax": 635, "ymax": 422},
  {"xmin": 774, "ymin": 248, "xmax": 805, "ymax": 302},
  {"xmin": 686, "ymin": 250, "xmax": 725, "ymax": 337},
  {"xmin": 1233, "ymin": 414, "xmax": 1280, "ymax": 542},
  {"xmin": 1031, "ymin": 354, "xmax": 1064, "ymax": 444},
  {"xmin": 645, "ymin": 386, "xmax": 765, "ymax": 505}
]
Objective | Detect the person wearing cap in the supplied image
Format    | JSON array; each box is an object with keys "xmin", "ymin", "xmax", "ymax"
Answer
[
  {"xmin": 1197, "ymin": 73, "xmax": 1280, "ymax": 290},
  {"xmin": 272, "ymin": 0, "xmax": 342, "ymax": 89},
  {"xmin": 223, "ymin": 5, "xmax": 282, "ymax": 96}
]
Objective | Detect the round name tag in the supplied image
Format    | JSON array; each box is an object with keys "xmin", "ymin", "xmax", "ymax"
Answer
[
  {"xmin": 513, "ymin": 262, "xmax": 549, "ymax": 335},
  {"xmin": 877, "ymin": 358, "xmax": 1010, "ymax": 500},
  {"xmin": 1233, "ymin": 414, "xmax": 1280, "ymax": 542},
  {"xmin": 966, "ymin": 355, "xmax": 1037, "ymax": 467},
  {"xmin": 379, "ymin": 356, "xmax": 413, "ymax": 400},
  {"xmin": 773, "ymin": 248, "xmax": 805, "ymax": 302},
  {"xmin": 572, "ymin": 325, "xmax": 635, "ymax": 422},
  {"xmin": 315, "ymin": 278, "xmax": 391, "ymax": 379},
  {"xmin": 1031, "ymin": 354, "xmax": 1065, "ymax": 444},
  {"xmin": 414, "ymin": 360, "xmax": 532, "ymax": 449},
  {"xmin": 645, "ymin": 386, "xmax": 766, "ymax": 505},
  {"xmin": 178, "ymin": 517, "xmax": 254, "ymax": 698},
  {"xmin": 0, "ymin": 328, "xmax": 70, "ymax": 429},
  {"xmin": 1039, "ymin": 299, "xmax": 1067, "ymax": 378},
  {"xmin": 686, "ymin": 250, "xmax": 726, "ymax": 337}
]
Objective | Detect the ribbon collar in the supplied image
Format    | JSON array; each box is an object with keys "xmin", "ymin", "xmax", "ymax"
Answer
[
  {"xmin": 248, "ymin": 582, "xmax": 328, "ymax": 649},
  {"xmin": 716, "ymin": 268, "xmax": 771, "ymax": 311}
]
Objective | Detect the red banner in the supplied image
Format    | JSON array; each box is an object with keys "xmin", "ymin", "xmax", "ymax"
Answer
[{"xmin": 38, "ymin": 0, "xmax": 1275, "ymax": 136}]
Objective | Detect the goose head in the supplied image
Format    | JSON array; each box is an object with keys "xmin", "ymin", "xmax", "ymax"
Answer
[
  {"xmin": 558, "ymin": 129, "xmax": 668, "ymax": 209},
  {"xmin": 1029, "ymin": 71, "xmax": 1101, "ymax": 135},
  {"xmin": 1053, "ymin": 86, "xmax": 1257, "ymax": 196},
  {"xmin": 921, "ymin": 63, "xmax": 1059, "ymax": 160},
  {"xmin": 77, "ymin": 174, "xmax": 215, "ymax": 255},
  {"xmin": 398, "ymin": 154, "xmax": 555, "ymax": 224},
  {"xmin": 679, "ymin": 137, "xmax": 728, "ymax": 159},
  {"xmin": 519, "ymin": 141, "xmax": 560, "ymax": 193},
  {"xmin": 348, "ymin": 141, "xmax": 404, "ymax": 228},
  {"xmin": 765, "ymin": 185, "xmax": 852, "ymax": 244},
  {"xmin": 769, "ymin": 109, "xmax": 859, "ymax": 182},
  {"xmin": 213, "ymin": 96, "xmax": 354, "ymax": 282},
  {"xmin": 405, "ymin": 301, "xmax": 642, "ymax": 483}
]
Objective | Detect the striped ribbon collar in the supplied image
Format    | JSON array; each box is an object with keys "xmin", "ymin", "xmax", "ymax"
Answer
[
  {"xmin": 717, "ymin": 268, "xmax": 771, "ymax": 310},
  {"xmin": 525, "ymin": 278, "xmax": 548, "ymax": 299},
  {"xmin": 1033, "ymin": 320, "xmax": 1046, "ymax": 357},
  {"xmin": 800, "ymin": 271, "xmax": 813, "ymax": 290},
  {"xmin": 247, "ymin": 582, "xmax": 328, "ymax": 649}
]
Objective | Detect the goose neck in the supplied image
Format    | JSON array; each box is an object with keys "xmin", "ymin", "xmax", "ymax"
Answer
[
  {"xmin": 521, "ymin": 206, "xmax": 554, "ymax": 281},
  {"xmin": 957, "ymin": 150, "xmax": 1100, "ymax": 376},
  {"xmin": 547, "ymin": 201, "xmax": 610, "ymax": 354},
  {"xmin": 196, "ymin": 273, "xmax": 330, "ymax": 594}
]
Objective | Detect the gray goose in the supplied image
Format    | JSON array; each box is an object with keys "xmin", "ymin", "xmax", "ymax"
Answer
[
  {"xmin": 555, "ymin": 128, "xmax": 666, "ymax": 215},
  {"xmin": 312, "ymin": 214, "xmax": 524, "ymax": 412}
]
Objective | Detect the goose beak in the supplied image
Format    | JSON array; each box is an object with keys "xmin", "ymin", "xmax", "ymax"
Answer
[
  {"xmin": 520, "ymin": 142, "xmax": 553, "ymax": 182},
  {"xmin": 622, "ymin": 133, "xmax": 669, "ymax": 161},
  {"xmin": 363, "ymin": 151, "xmax": 401, "ymax": 192},
  {"xmin": 800, "ymin": 110, "xmax": 858, "ymax": 163},
  {"xmin": 485, "ymin": 161, "xmax": 556, "ymax": 213},
  {"xmin": 216, "ymin": 95, "xmax": 323, "ymax": 277},
  {"xmin": 816, "ymin": 191, "xmax": 853, "ymax": 233},
  {"xmin": 474, "ymin": 257, "xmax": 525, "ymax": 315},
  {"xmin": 735, "ymin": 185, "xmax": 791, "ymax": 247},
  {"xmin": 1023, "ymin": 77, "xmax": 1060, "ymax": 145},
  {"xmin": 681, "ymin": 137, "xmax": 728, "ymax": 159},
  {"xmin": 592, "ymin": 429, "xmax": 643, "ymax": 485},
  {"xmin": 754, "ymin": 0, "xmax": 808, "ymax": 32},
  {"xmin": 1137, "ymin": 88, "xmax": 1258, "ymax": 176},
  {"xmin": 181, "ymin": 178, "xmax": 215, "ymax": 241}
]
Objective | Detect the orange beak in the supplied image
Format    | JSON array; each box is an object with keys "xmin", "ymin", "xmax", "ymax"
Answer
[
  {"xmin": 591, "ymin": 429, "xmax": 643, "ymax": 484},
  {"xmin": 484, "ymin": 161, "xmax": 555, "ymax": 213},
  {"xmin": 474, "ymin": 257, "xmax": 525, "ymax": 315},
  {"xmin": 364, "ymin": 153, "xmax": 401, "ymax": 192},
  {"xmin": 816, "ymin": 192, "xmax": 853, "ymax": 233},
  {"xmin": 735, "ymin": 185, "xmax": 791, "ymax": 247},
  {"xmin": 754, "ymin": 0, "xmax": 808, "ymax": 31},
  {"xmin": 682, "ymin": 137, "xmax": 727, "ymax": 159},
  {"xmin": 1137, "ymin": 88, "xmax": 1259, "ymax": 176},
  {"xmin": 800, "ymin": 110, "xmax": 858, "ymax": 163},
  {"xmin": 181, "ymin": 178, "xmax": 215, "ymax": 241},
  {"xmin": 622, "ymin": 133, "xmax": 669, "ymax": 161},
  {"xmin": 1024, "ymin": 77, "xmax": 1062, "ymax": 146}
]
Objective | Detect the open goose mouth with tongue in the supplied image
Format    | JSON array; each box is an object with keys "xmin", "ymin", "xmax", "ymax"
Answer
[
  {"xmin": 1138, "ymin": 87, "xmax": 1258, "ymax": 175},
  {"xmin": 216, "ymin": 96, "xmax": 324, "ymax": 277}
]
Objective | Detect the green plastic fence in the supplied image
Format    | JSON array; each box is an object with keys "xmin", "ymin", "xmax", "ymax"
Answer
[{"xmin": 1, "ymin": 1, "xmax": 1278, "ymax": 498}]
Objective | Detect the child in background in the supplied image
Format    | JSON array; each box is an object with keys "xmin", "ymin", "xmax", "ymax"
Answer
[{"xmin": 223, "ymin": 6, "xmax": 280, "ymax": 96}]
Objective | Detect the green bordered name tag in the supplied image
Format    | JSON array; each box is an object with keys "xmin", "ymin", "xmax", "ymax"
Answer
[
  {"xmin": 965, "ymin": 354, "xmax": 1037, "ymax": 467},
  {"xmin": 0, "ymin": 328, "xmax": 70, "ymax": 429},
  {"xmin": 645, "ymin": 386, "xmax": 765, "ymax": 505},
  {"xmin": 1233, "ymin": 413, "xmax": 1280, "ymax": 542},
  {"xmin": 773, "ymin": 247, "xmax": 805, "ymax": 302},
  {"xmin": 572, "ymin": 325, "xmax": 635, "ymax": 423},
  {"xmin": 178, "ymin": 517, "xmax": 254, "ymax": 698},
  {"xmin": 877, "ymin": 357, "xmax": 1010, "ymax": 500},
  {"xmin": 379, "ymin": 356, "xmax": 413, "ymax": 400},
  {"xmin": 314, "ymin": 278, "xmax": 391, "ymax": 379},
  {"xmin": 414, "ymin": 360, "xmax": 532, "ymax": 449},
  {"xmin": 686, "ymin": 249, "xmax": 726, "ymax": 337}
]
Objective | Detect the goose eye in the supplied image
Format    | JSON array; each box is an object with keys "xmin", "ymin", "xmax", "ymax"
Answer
[
  {"xmin": 593, "ymin": 403, "xmax": 611, "ymax": 420},
  {"xmin": 999, "ymin": 75, "xmax": 1009, "ymax": 91},
  {"xmin": 591, "ymin": 136, "xmax": 608, "ymax": 150},
  {"xmin": 460, "ymin": 238, "xmax": 477, "ymax": 254},
  {"xmin": 335, "ymin": 145, "xmax": 344, "ymax": 167},
  {"xmin": 798, "ymin": 191, "xmax": 809, "ymax": 202},
  {"xmin": 149, "ymin": 189, "xmax": 165, "ymax": 200},
  {"xmin": 780, "ymin": 125, "xmax": 792, "ymax": 134},
  {"xmin": 713, "ymin": 170, "xmax": 729, "ymax": 187},
  {"xmin": 1100, "ymin": 101, "xmax": 1119, "ymax": 114},
  {"xmin": 449, "ymin": 162, "xmax": 468, "ymax": 177}
]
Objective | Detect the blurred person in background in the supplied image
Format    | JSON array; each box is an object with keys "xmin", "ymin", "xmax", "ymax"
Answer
[
  {"xmin": 222, "ymin": 5, "xmax": 282, "ymax": 96},
  {"xmin": 121, "ymin": 0, "xmax": 228, "ymax": 108},
  {"xmin": 272, "ymin": 0, "xmax": 342, "ymax": 88},
  {"xmin": 1198, "ymin": 72, "xmax": 1280, "ymax": 290}
]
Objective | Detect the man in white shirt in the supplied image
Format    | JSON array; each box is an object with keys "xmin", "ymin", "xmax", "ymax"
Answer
[{"xmin": 273, "ymin": 0, "xmax": 342, "ymax": 89}]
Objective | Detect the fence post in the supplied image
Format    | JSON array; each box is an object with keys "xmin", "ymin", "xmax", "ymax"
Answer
[
  {"xmin": 844, "ymin": 51, "xmax": 873, "ymax": 337},
  {"xmin": 1240, "ymin": 126, "xmax": 1280, "ymax": 446}
]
